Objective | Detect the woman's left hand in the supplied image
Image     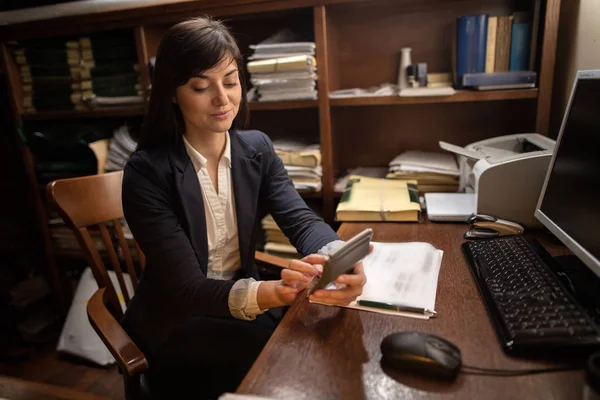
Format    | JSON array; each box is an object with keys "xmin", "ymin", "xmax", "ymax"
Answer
[{"xmin": 308, "ymin": 243, "xmax": 372, "ymax": 306}]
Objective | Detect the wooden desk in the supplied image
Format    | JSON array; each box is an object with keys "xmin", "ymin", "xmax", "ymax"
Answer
[{"xmin": 237, "ymin": 222, "xmax": 588, "ymax": 399}]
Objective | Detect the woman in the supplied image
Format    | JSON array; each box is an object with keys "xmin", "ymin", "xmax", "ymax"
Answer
[{"xmin": 121, "ymin": 17, "xmax": 368, "ymax": 399}]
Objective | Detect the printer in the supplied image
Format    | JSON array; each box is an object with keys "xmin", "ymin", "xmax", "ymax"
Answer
[{"xmin": 440, "ymin": 133, "xmax": 556, "ymax": 227}]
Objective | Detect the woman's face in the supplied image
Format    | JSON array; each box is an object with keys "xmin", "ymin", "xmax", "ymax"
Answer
[{"xmin": 174, "ymin": 55, "xmax": 241, "ymax": 136}]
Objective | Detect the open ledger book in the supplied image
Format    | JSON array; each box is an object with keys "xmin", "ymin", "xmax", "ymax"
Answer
[{"xmin": 311, "ymin": 241, "xmax": 443, "ymax": 320}]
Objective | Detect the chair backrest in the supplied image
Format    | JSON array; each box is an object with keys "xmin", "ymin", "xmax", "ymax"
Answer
[{"xmin": 47, "ymin": 171, "xmax": 145, "ymax": 320}]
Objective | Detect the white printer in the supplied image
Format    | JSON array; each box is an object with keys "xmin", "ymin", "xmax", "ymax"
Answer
[{"xmin": 440, "ymin": 133, "xmax": 556, "ymax": 227}]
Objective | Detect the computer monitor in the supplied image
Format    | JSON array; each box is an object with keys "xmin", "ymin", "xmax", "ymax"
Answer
[{"xmin": 534, "ymin": 70, "xmax": 600, "ymax": 278}]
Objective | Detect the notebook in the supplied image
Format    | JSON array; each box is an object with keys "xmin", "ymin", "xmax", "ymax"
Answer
[{"xmin": 424, "ymin": 193, "xmax": 476, "ymax": 222}]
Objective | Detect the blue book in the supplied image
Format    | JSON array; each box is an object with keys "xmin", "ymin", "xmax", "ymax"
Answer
[
  {"xmin": 456, "ymin": 14, "xmax": 488, "ymax": 87},
  {"xmin": 509, "ymin": 12, "xmax": 532, "ymax": 71}
]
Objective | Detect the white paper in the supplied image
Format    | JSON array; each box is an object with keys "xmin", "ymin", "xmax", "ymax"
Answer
[
  {"xmin": 388, "ymin": 151, "xmax": 459, "ymax": 174},
  {"xmin": 311, "ymin": 241, "xmax": 443, "ymax": 320}
]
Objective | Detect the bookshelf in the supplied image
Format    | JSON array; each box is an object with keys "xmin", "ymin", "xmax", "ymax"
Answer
[{"xmin": 0, "ymin": 0, "xmax": 561, "ymax": 310}]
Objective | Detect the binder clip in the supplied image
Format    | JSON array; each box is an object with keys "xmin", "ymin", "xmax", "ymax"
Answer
[{"xmin": 464, "ymin": 213, "xmax": 525, "ymax": 240}]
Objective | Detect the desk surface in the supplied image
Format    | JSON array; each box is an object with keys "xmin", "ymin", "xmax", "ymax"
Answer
[{"xmin": 237, "ymin": 222, "xmax": 588, "ymax": 400}]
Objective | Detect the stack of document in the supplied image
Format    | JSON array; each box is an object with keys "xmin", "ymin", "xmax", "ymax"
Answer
[
  {"xmin": 104, "ymin": 124, "xmax": 138, "ymax": 172},
  {"xmin": 272, "ymin": 140, "xmax": 322, "ymax": 192},
  {"xmin": 261, "ymin": 215, "xmax": 300, "ymax": 259},
  {"xmin": 247, "ymin": 30, "xmax": 317, "ymax": 102},
  {"xmin": 387, "ymin": 151, "xmax": 460, "ymax": 193}
]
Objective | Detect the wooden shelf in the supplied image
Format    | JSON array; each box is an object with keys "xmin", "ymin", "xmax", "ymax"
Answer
[
  {"xmin": 248, "ymin": 100, "xmax": 317, "ymax": 111},
  {"xmin": 330, "ymin": 89, "xmax": 539, "ymax": 107},
  {"xmin": 21, "ymin": 106, "xmax": 146, "ymax": 121}
]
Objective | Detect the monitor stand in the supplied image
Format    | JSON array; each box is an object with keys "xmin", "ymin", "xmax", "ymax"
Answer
[
  {"xmin": 529, "ymin": 239, "xmax": 600, "ymax": 319},
  {"xmin": 554, "ymin": 255, "xmax": 600, "ymax": 309}
]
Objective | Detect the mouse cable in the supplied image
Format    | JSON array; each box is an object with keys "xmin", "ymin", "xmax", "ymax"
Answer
[{"xmin": 461, "ymin": 364, "xmax": 580, "ymax": 377}]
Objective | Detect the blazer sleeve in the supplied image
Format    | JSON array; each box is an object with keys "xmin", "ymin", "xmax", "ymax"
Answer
[
  {"xmin": 259, "ymin": 133, "xmax": 340, "ymax": 256},
  {"xmin": 122, "ymin": 153, "xmax": 234, "ymax": 317}
]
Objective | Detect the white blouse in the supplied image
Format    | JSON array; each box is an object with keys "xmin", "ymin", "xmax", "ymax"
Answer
[{"xmin": 183, "ymin": 133, "xmax": 263, "ymax": 321}]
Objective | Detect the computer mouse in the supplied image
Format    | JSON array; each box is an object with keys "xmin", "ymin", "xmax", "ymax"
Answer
[{"xmin": 380, "ymin": 331, "xmax": 462, "ymax": 379}]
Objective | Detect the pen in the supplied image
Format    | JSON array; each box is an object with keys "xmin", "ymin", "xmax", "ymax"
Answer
[{"xmin": 357, "ymin": 300, "xmax": 437, "ymax": 316}]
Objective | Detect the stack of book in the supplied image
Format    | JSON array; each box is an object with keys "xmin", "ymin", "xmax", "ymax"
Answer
[
  {"xmin": 12, "ymin": 37, "xmax": 87, "ymax": 112},
  {"xmin": 386, "ymin": 151, "xmax": 460, "ymax": 194},
  {"xmin": 79, "ymin": 30, "xmax": 144, "ymax": 108},
  {"xmin": 247, "ymin": 30, "xmax": 317, "ymax": 102},
  {"xmin": 335, "ymin": 176, "xmax": 421, "ymax": 222},
  {"xmin": 272, "ymin": 140, "xmax": 322, "ymax": 192},
  {"xmin": 261, "ymin": 215, "xmax": 300, "ymax": 259},
  {"xmin": 11, "ymin": 30, "xmax": 144, "ymax": 113},
  {"xmin": 455, "ymin": 4, "xmax": 541, "ymax": 90}
]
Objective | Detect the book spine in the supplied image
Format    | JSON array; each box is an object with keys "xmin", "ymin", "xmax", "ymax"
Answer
[
  {"xmin": 509, "ymin": 12, "xmax": 532, "ymax": 71},
  {"xmin": 485, "ymin": 16, "xmax": 498, "ymax": 73},
  {"xmin": 456, "ymin": 14, "xmax": 488, "ymax": 86},
  {"xmin": 495, "ymin": 16, "xmax": 513, "ymax": 72}
]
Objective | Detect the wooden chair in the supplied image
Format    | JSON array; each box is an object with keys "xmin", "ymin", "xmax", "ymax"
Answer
[{"xmin": 47, "ymin": 171, "xmax": 289, "ymax": 400}]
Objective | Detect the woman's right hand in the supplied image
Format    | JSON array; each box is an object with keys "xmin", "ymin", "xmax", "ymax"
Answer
[{"xmin": 274, "ymin": 254, "xmax": 325, "ymax": 305}]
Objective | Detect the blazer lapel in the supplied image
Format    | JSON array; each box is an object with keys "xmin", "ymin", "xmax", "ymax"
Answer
[
  {"xmin": 169, "ymin": 139, "xmax": 209, "ymax": 275},
  {"xmin": 230, "ymin": 130, "xmax": 262, "ymax": 276}
]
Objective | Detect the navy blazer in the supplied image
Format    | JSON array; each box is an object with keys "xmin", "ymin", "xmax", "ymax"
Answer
[{"xmin": 121, "ymin": 129, "xmax": 339, "ymax": 355}]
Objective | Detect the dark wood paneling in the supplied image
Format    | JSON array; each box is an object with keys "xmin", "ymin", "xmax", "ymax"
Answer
[
  {"xmin": 326, "ymin": 0, "xmax": 522, "ymax": 90},
  {"xmin": 332, "ymin": 100, "xmax": 536, "ymax": 171},
  {"xmin": 141, "ymin": 24, "xmax": 167, "ymax": 62},
  {"xmin": 248, "ymin": 108, "xmax": 320, "ymax": 143},
  {"xmin": 314, "ymin": 5, "xmax": 335, "ymax": 222},
  {"xmin": 1, "ymin": 43, "xmax": 23, "ymax": 121},
  {"xmin": 536, "ymin": 0, "xmax": 562, "ymax": 135},
  {"xmin": 134, "ymin": 26, "xmax": 151, "ymax": 103},
  {"xmin": 237, "ymin": 222, "xmax": 585, "ymax": 400}
]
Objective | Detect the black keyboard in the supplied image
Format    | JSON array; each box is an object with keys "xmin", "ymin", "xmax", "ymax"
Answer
[{"xmin": 462, "ymin": 235, "xmax": 600, "ymax": 353}]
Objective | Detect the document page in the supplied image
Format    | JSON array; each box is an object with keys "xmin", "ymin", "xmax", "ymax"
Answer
[{"xmin": 311, "ymin": 241, "xmax": 443, "ymax": 319}]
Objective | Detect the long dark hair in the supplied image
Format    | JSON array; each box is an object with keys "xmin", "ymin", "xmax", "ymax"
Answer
[{"xmin": 136, "ymin": 16, "xmax": 249, "ymax": 151}]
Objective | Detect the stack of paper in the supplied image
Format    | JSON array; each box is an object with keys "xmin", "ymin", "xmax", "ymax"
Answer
[
  {"xmin": 329, "ymin": 83, "xmax": 396, "ymax": 99},
  {"xmin": 273, "ymin": 140, "xmax": 322, "ymax": 192},
  {"xmin": 104, "ymin": 124, "xmax": 138, "ymax": 172},
  {"xmin": 247, "ymin": 29, "xmax": 317, "ymax": 102},
  {"xmin": 261, "ymin": 214, "xmax": 300, "ymax": 259},
  {"xmin": 387, "ymin": 151, "xmax": 460, "ymax": 193},
  {"xmin": 311, "ymin": 241, "xmax": 443, "ymax": 320}
]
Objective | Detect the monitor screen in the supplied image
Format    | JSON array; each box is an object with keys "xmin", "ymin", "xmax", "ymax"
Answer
[{"xmin": 535, "ymin": 72, "xmax": 600, "ymax": 277}]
